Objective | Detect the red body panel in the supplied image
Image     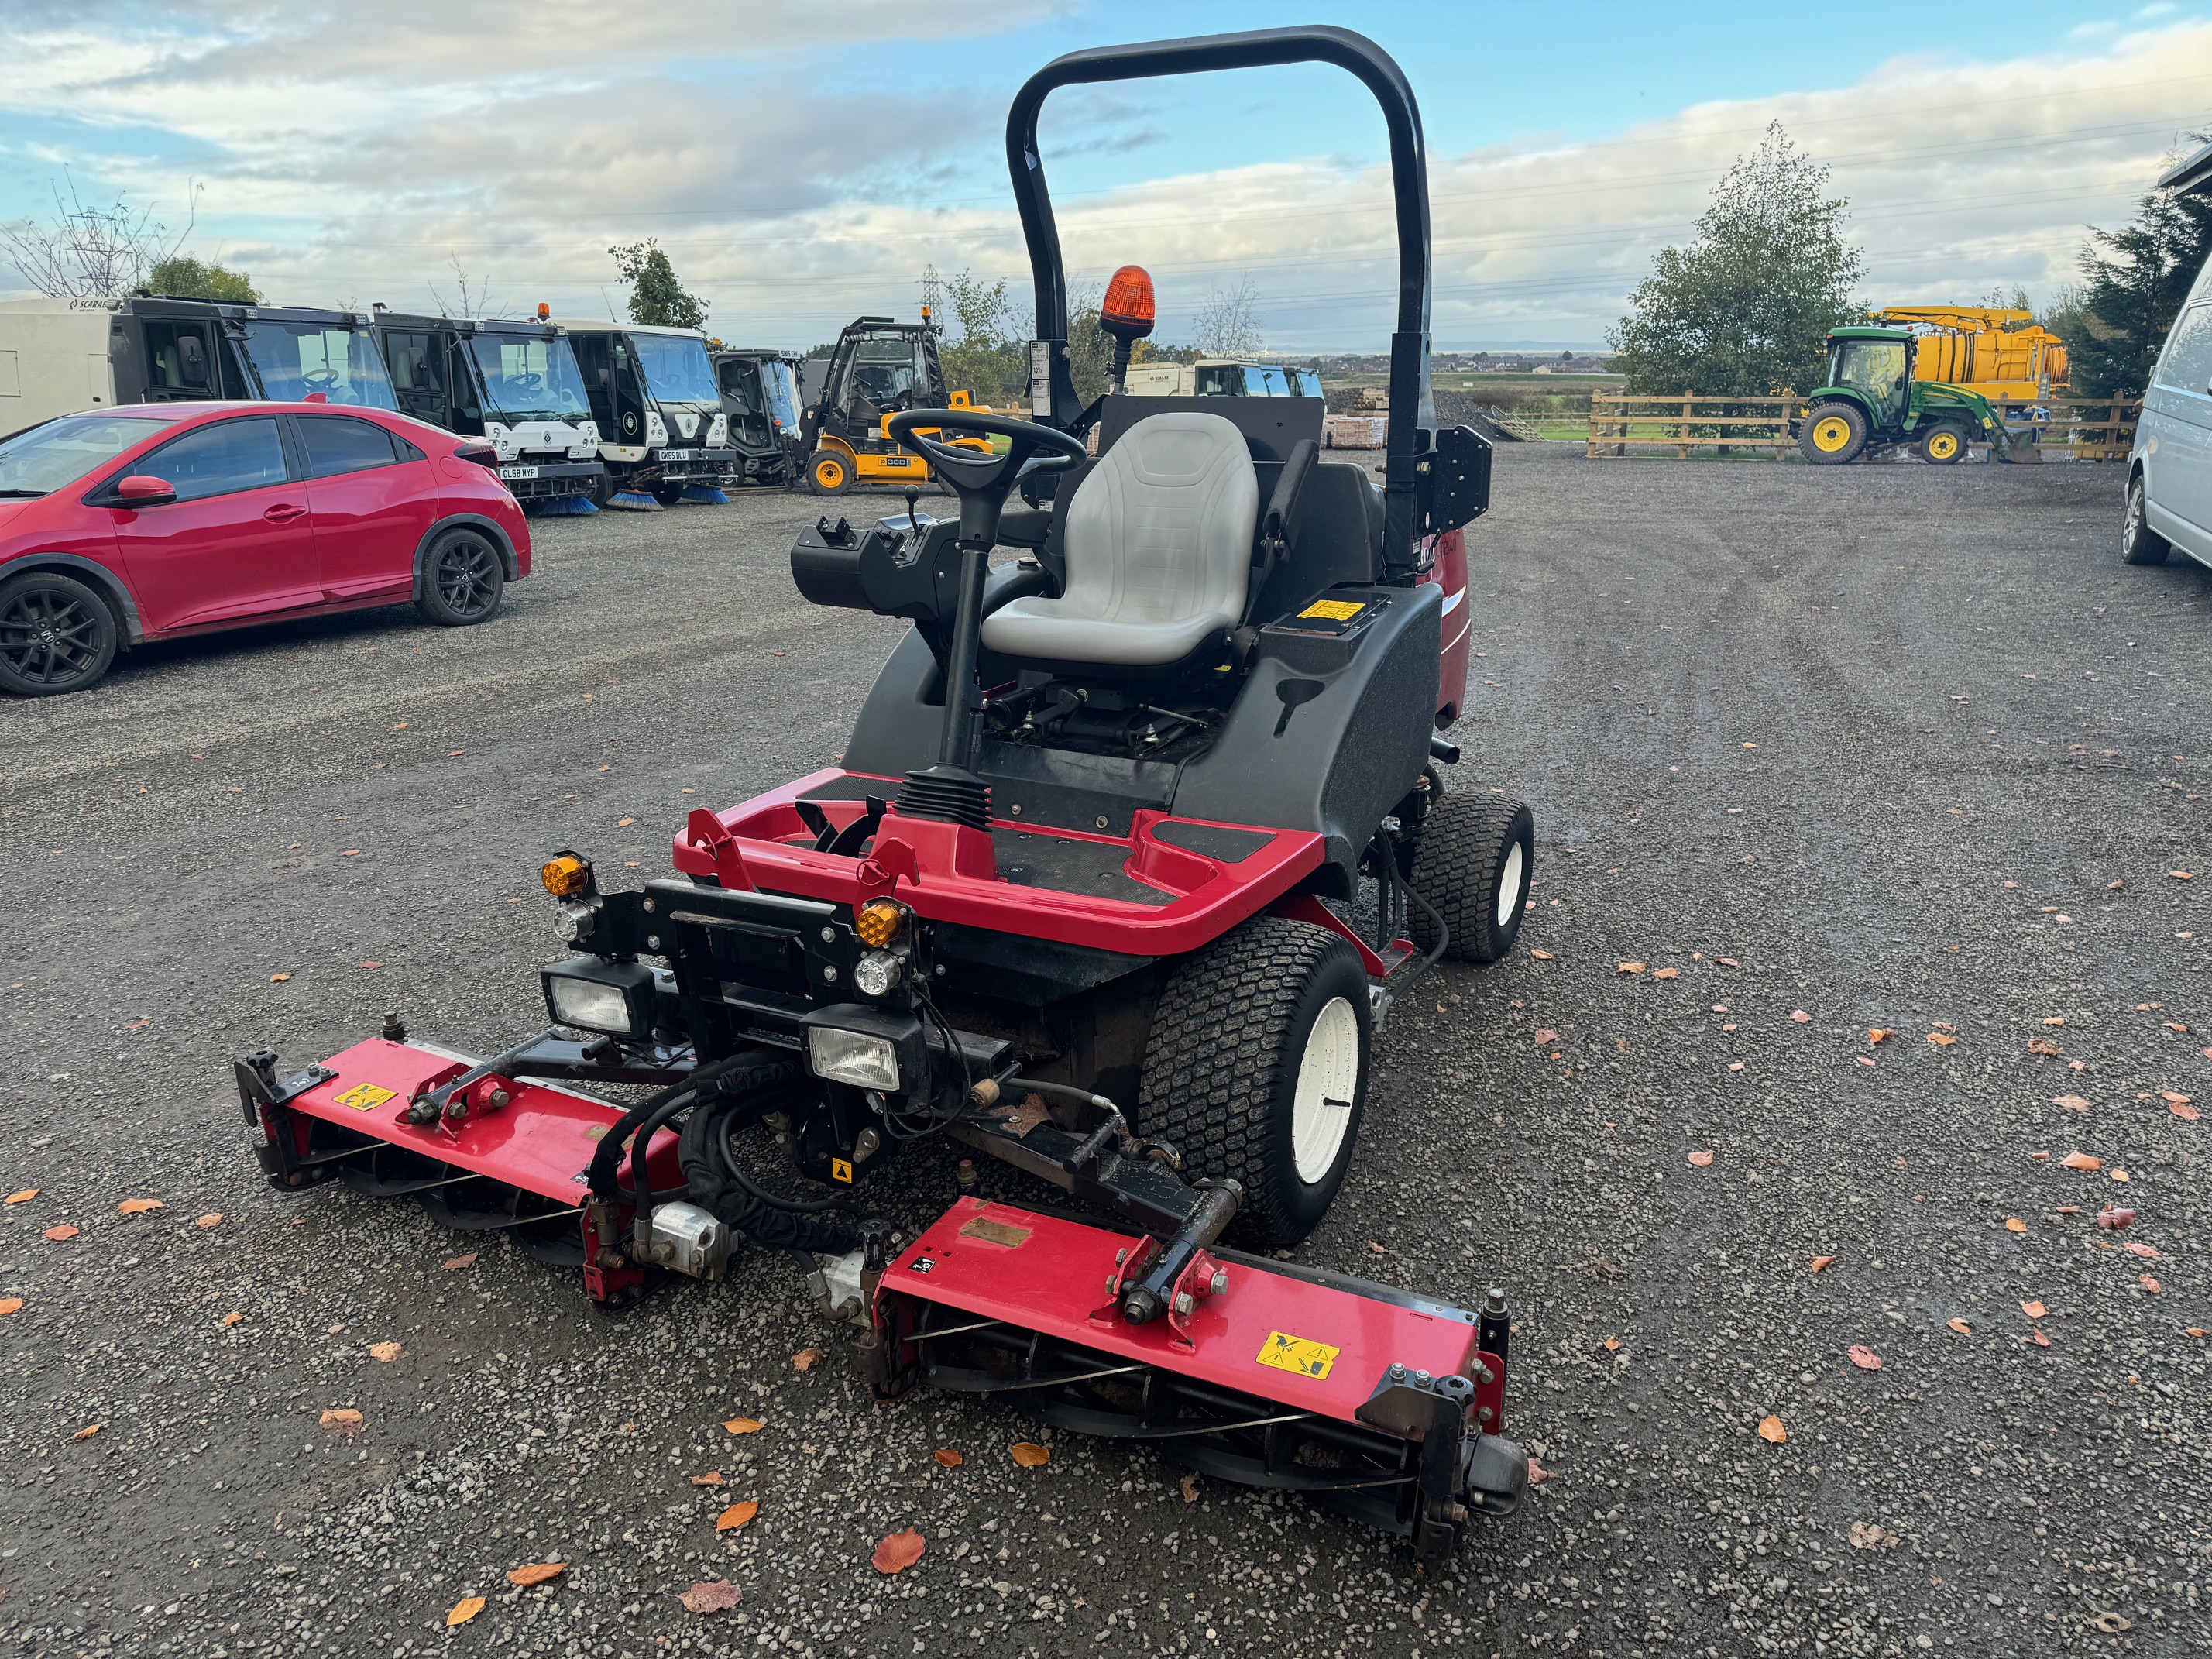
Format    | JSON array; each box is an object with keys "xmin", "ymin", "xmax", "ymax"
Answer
[
  {"xmin": 1423, "ymin": 526, "xmax": 1469, "ymax": 725},
  {"xmin": 672, "ymin": 768, "xmax": 1328, "ymax": 957},
  {"xmin": 278, "ymin": 1038, "xmax": 681, "ymax": 1203},
  {"xmin": 881, "ymin": 1197, "xmax": 1480, "ymax": 1429}
]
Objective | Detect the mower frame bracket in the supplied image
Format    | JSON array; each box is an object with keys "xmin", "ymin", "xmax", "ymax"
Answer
[{"xmin": 235, "ymin": 1050, "xmax": 335, "ymax": 1125}]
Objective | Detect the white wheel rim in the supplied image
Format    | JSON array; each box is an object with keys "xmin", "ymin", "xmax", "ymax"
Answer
[
  {"xmin": 1290, "ymin": 996, "xmax": 1361, "ymax": 1185},
  {"xmin": 1496, "ymin": 840, "xmax": 1526, "ymax": 929}
]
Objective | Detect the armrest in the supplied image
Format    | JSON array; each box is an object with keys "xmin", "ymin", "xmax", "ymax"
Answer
[{"xmin": 996, "ymin": 503, "xmax": 1053, "ymax": 548}]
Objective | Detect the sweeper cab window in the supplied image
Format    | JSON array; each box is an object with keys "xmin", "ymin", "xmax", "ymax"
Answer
[
  {"xmin": 628, "ymin": 333, "xmax": 720, "ymax": 406},
  {"xmin": 466, "ymin": 335, "xmax": 593, "ymax": 424},
  {"xmin": 239, "ymin": 321, "xmax": 400, "ymax": 409}
]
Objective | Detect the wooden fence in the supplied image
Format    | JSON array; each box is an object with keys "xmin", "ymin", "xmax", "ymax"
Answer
[{"xmin": 1585, "ymin": 390, "xmax": 2142, "ymax": 462}]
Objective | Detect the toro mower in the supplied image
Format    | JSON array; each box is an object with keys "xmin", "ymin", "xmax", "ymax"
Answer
[{"xmin": 236, "ymin": 26, "xmax": 1534, "ymax": 1564}]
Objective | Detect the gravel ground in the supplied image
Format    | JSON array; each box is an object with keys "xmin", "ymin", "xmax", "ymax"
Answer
[{"xmin": 2, "ymin": 446, "xmax": 2207, "ymax": 1659}]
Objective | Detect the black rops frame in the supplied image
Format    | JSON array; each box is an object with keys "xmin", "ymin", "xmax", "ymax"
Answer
[{"xmin": 1005, "ymin": 25, "xmax": 1434, "ymax": 579}]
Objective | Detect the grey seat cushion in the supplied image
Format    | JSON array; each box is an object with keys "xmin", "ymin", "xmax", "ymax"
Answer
[{"xmin": 981, "ymin": 410, "xmax": 1257, "ymax": 666}]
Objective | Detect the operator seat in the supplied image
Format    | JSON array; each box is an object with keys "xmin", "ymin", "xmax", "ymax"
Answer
[{"xmin": 981, "ymin": 410, "xmax": 1257, "ymax": 668}]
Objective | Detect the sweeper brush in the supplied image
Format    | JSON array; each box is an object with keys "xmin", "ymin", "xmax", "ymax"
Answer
[{"xmin": 239, "ymin": 24, "xmax": 1534, "ymax": 1562}]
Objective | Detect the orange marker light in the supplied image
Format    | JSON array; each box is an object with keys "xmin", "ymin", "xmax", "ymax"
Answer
[
  {"xmin": 541, "ymin": 854, "xmax": 593, "ymax": 898},
  {"xmin": 856, "ymin": 898, "xmax": 907, "ymax": 949},
  {"xmin": 537, "ymin": 302, "xmax": 551, "ymax": 320},
  {"xmin": 1101, "ymin": 266, "xmax": 1156, "ymax": 335}
]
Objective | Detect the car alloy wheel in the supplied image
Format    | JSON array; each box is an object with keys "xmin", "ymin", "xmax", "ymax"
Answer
[
  {"xmin": 0, "ymin": 583, "xmax": 106, "ymax": 690},
  {"xmin": 435, "ymin": 533, "xmax": 502, "ymax": 619}
]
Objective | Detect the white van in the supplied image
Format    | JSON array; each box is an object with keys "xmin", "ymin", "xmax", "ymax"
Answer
[
  {"xmin": 1122, "ymin": 357, "xmax": 1323, "ymax": 398},
  {"xmin": 2124, "ymin": 141, "xmax": 2212, "ymax": 570}
]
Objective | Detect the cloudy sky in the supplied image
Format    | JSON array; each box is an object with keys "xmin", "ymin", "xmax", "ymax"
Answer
[{"xmin": 4, "ymin": 0, "xmax": 2210, "ymax": 350}]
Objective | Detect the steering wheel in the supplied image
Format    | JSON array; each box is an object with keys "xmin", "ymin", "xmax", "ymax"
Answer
[{"xmin": 301, "ymin": 369, "xmax": 340, "ymax": 390}]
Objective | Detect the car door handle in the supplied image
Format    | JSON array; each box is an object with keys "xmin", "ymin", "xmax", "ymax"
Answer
[{"xmin": 263, "ymin": 503, "xmax": 307, "ymax": 523}]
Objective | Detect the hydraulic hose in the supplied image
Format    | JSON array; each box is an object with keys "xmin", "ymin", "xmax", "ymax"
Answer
[{"xmin": 678, "ymin": 1090, "xmax": 860, "ymax": 1255}]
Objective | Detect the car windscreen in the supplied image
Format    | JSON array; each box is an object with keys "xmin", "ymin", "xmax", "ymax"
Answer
[
  {"xmin": 761, "ymin": 361, "xmax": 801, "ymax": 428},
  {"xmin": 0, "ymin": 411, "xmax": 183, "ymax": 496},
  {"xmin": 1292, "ymin": 369, "xmax": 1324, "ymax": 398},
  {"xmin": 467, "ymin": 333, "xmax": 594, "ymax": 422},
  {"xmin": 629, "ymin": 333, "xmax": 720, "ymax": 404},
  {"xmin": 239, "ymin": 322, "xmax": 400, "ymax": 408}
]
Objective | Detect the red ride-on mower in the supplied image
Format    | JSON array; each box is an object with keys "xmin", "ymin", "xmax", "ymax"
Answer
[{"xmin": 235, "ymin": 26, "xmax": 1535, "ymax": 1565}]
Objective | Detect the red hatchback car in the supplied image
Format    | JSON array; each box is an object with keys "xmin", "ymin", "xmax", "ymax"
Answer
[{"xmin": 0, "ymin": 401, "xmax": 531, "ymax": 696}]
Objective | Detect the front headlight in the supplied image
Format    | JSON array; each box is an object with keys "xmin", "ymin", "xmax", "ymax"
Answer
[
  {"xmin": 548, "ymin": 975, "xmax": 634, "ymax": 1033},
  {"xmin": 541, "ymin": 957, "xmax": 658, "ymax": 1037},
  {"xmin": 807, "ymin": 1026, "xmax": 899, "ymax": 1091}
]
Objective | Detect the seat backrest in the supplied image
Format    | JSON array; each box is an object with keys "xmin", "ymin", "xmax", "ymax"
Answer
[
  {"xmin": 1245, "ymin": 459, "xmax": 1382, "ymax": 623},
  {"xmin": 1057, "ymin": 410, "xmax": 1257, "ymax": 629}
]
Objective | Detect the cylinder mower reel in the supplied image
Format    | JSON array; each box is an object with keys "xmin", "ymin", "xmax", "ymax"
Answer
[{"xmin": 232, "ymin": 24, "xmax": 1534, "ymax": 1568}]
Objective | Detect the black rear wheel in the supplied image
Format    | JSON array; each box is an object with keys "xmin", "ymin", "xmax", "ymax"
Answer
[
  {"xmin": 1139, "ymin": 915, "xmax": 1371, "ymax": 1247},
  {"xmin": 416, "ymin": 527, "xmax": 506, "ymax": 626},
  {"xmin": 2122, "ymin": 474, "xmax": 2171, "ymax": 566},
  {"xmin": 0, "ymin": 571, "xmax": 118, "ymax": 696},
  {"xmin": 1408, "ymin": 792, "xmax": 1534, "ymax": 963}
]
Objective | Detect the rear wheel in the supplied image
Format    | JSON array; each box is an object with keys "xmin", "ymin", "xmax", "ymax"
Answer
[
  {"xmin": 1139, "ymin": 916, "xmax": 1371, "ymax": 1247},
  {"xmin": 1916, "ymin": 424, "xmax": 1966, "ymax": 465},
  {"xmin": 808, "ymin": 450, "xmax": 852, "ymax": 494},
  {"xmin": 1408, "ymin": 792, "xmax": 1535, "ymax": 963},
  {"xmin": 0, "ymin": 571, "xmax": 118, "ymax": 696},
  {"xmin": 2122, "ymin": 474, "xmax": 2170, "ymax": 566},
  {"xmin": 1799, "ymin": 401, "xmax": 1867, "ymax": 465},
  {"xmin": 416, "ymin": 527, "xmax": 506, "ymax": 626}
]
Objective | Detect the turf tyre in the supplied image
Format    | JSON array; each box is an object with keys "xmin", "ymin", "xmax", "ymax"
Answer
[
  {"xmin": 1408, "ymin": 792, "xmax": 1534, "ymax": 964},
  {"xmin": 1138, "ymin": 915, "xmax": 1371, "ymax": 1247},
  {"xmin": 1915, "ymin": 424, "xmax": 1966, "ymax": 465},
  {"xmin": 1799, "ymin": 401, "xmax": 1867, "ymax": 465}
]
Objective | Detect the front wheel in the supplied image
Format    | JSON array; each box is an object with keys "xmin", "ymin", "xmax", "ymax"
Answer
[
  {"xmin": 1139, "ymin": 916, "xmax": 1372, "ymax": 1247},
  {"xmin": 1799, "ymin": 401, "xmax": 1867, "ymax": 465},
  {"xmin": 1915, "ymin": 424, "xmax": 1966, "ymax": 465},
  {"xmin": 807, "ymin": 450, "xmax": 852, "ymax": 495},
  {"xmin": 0, "ymin": 571, "xmax": 118, "ymax": 696},
  {"xmin": 416, "ymin": 527, "xmax": 507, "ymax": 627},
  {"xmin": 2122, "ymin": 474, "xmax": 2171, "ymax": 566},
  {"xmin": 1408, "ymin": 791, "xmax": 1535, "ymax": 963}
]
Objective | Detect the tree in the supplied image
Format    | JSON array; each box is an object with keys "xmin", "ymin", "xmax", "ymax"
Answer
[
  {"xmin": 146, "ymin": 253, "xmax": 259, "ymax": 304},
  {"xmin": 0, "ymin": 176, "xmax": 176, "ymax": 300},
  {"xmin": 936, "ymin": 267, "xmax": 1028, "ymax": 406},
  {"xmin": 1609, "ymin": 122, "xmax": 1864, "ymax": 395},
  {"xmin": 1194, "ymin": 275, "xmax": 1263, "ymax": 356},
  {"xmin": 609, "ymin": 240, "xmax": 707, "ymax": 331},
  {"xmin": 2067, "ymin": 148, "xmax": 2212, "ymax": 397},
  {"xmin": 429, "ymin": 255, "xmax": 494, "ymax": 320}
]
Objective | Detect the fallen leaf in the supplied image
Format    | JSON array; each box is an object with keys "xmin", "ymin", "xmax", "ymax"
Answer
[
  {"xmin": 1009, "ymin": 1441, "xmax": 1051, "ymax": 1468},
  {"xmin": 691, "ymin": 1472, "xmax": 724, "ymax": 1486},
  {"xmin": 0, "ymin": 1299, "xmax": 21, "ymax": 1317},
  {"xmin": 723, "ymin": 1417, "xmax": 765, "ymax": 1435},
  {"xmin": 4, "ymin": 1189, "xmax": 36, "ymax": 1204},
  {"xmin": 1602, "ymin": 1335, "xmax": 1621, "ymax": 1352},
  {"xmin": 1726, "ymin": 1061, "xmax": 1744, "ymax": 1072},
  {"xmin": 2021, "ymin": 1300, "xmax": 2047, "ymax": 1318},
  {"xmin": 2028, "ymin": 1038, "xmax": 2061, "ymax": 1057},
  {"xmin": 2028, "ymin": 1328, "xmax": 2051, "ymax": 1347},
  {"xmin": 1847, "ymin": 1520, "xmax": 1898, "ymax": 1550},
  {"xmin": 1366, "ymin": 1240, "xmax": 1388, "ymax": 1256},
  {"xmin": 1756, "ymin": 1414, "xmax": 1788, "ymax": 1444},
  {"xmin": 1808, "ymin": 1255, "xmax": 1836, "ymax": 1274},
  {"xmin": 1526, "ymin": 1456, "xmax": 1553, "ymax": 1483},
  {"xmin": 1531, "ymin": 1028, "xmax": 1560, "ymax": 1046},
  {"xmin": 319, "ymin": 1408, "xmax": 364, "ymax": 1437},
  {"xmin": 368, "ymin": 1341, "xmax": 404, "ymax": 1363},
  {"xmin": 70, "ymin": 1424, "xmax": 101, "ymax": 1441},
  {"xmin": 1652, "ymin": 967, "xmax": 1679, "ymax": 981},
  {"xmin": 1856, "ymin": 1055, "xmax": 1876, "ymax": 1066},
  {"xmin": 1867, "ymin": 1029, "xmax": 1892, "ymax": 1044},
  {"xmin": 2111, "ymin": 1169, "xmax": 2131, "ymax": 1183},
  {"xmin": 1530, "ymin": 949, "xmax": 1553, "ymax": 960},
  {"xmin": 933, "ymin": 1448, "xmax": 963, "ymax": 1468},
  {"xmin": 507, "ymin": 1562, "xmax": 565, "ymax": 1587},
  {"xmin": 116, "ymin": 1198, "xmax": 163, "ymax": 1214},
  {"xmin": 2054, "ymin": 1094, "xmax": 2090, "ymax": 1111},
  {"xmin": 441, "ymin": 1252, "xmax": 477, "ymax": 1271},
  {"xmin": 2097, "ymin": 1207, "xmax": 2136, "ymax": 1230},
  {"xmin": 2164, "ymin": 1022, "xmax": 2190, "ymax": 1033},
  {"xmin": 445, "ymin": 1596, "xmax": 486, "ymax": 1627},
  {"xmin": 1181, "ymin": 1474, "xmax": 1200, "ymax": 1503},
  {"xmin": 1946, "ymin": 1318, "xmax": 1972, "ymax": 1334},
  {"xmin": 341, "ymin": 850, "xmax": 359, "ymax": 858},
  {"xmin": 2169, "ymin": 871, "xmax": 2194, "ymax": 881},
  {"xmin": 791, "ymin": 1348, "xmax": 823, "ymax": 1373},
  {"xmin": 195, "ymin": 1212, "xmax": 222, "ymax": 1229},
  {"xmin": 2042, "ymin": 1015, "xmax": 2066, "ymax": 1026},
  {"xmin": 617, "ymin": 818, "xmax": 635, "ymax": 827},
  {"xmin": 1846, "ymin": 1345, "xmax": 1883, "ymax": 1372},
  {"xmin": 1686, "ymin": 1150, "xmax": 1714, "ymax": 1167},
  {"xmin": 1716, "ymin": 955, "xmax": 1740, "ymax": 967},
  {"xmin": 715, "ymin": 1502, "xmax": 758, "ymax": 1533},
  {"xmin": 2139, "ymin": 1275, "xmax": 2161, "ymax": 1293},
  {"xmin": 43, "ymin": 1224, "xmax": 78, "ymax": 1241},
  {"xmin": 270, "ymin": 973, "xmax": 291, "ymax": 983},
  {"xmin": 1789, "ymin": 1009, "xmax": 1811, "ymax": 1024},
  {"xmin": 872, "ymin": 1527, "xmax": 926, "ymax": 1575},
  {"xmin": 2003, "ymin": 1218, "xmax": 2027, "ymax": 1233},
  {"xmin": 2059, "ymin": 1152, "xmax": 2104, "ymax": 1171},
  {"xmin": 222, "ymin": 1311, "xmax": 243, "ymax": 1327},
  {"xmin": 1926, "ymin": 1032, "xmax": 1957, "ymax": 1047},
  {"xmin": 1617, "ymin": 961, "xmax": 1646, "ymax": 974},
  {"xmin": 678, "ymin": 1580, "xmax": 742, "ymax": 1613},
  {"xmin": 2125, "ymin": 1242, "xmax": 2160, "ymax": 1259}
]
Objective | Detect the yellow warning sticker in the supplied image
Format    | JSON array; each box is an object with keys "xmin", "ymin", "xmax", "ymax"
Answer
[
  {"xmin": 831, "ymin": 1158, "xmax": 854, "ymax": 1184},
  {"xmin": 1298, "ymin": 599, "xmax": 1365, "ymax": 622},
  {"xmin": 1255, "ymin": 1330, "xmax": 1340, "ymax": 1380},
  {"xmin": 333, "ymin": 1083, "xmax": 397, "ymax": 1111}
]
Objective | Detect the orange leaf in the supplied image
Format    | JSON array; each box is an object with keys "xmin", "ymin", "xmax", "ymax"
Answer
[
  {"xmin": 1010, "ymin": 1441, "xmax": 1051, "ymax": 1468},
  {"xmin": 1531, "ymin": 1028, "xmax": 1560, "ymax": 1046},
  {"xmin": 0, "ymin": 1298, "xmax": 21, "ymax": 1317},
  {"xmin": 1652, "ymin": 967, "xmax": 1679, "ymax": 981},
  {"xmin": 2028, "ymin": 1038, "xmax": 2061, "ymax": 1057},
  {"xmin": 1617, "ymin": 961, "xmax": 1647, "ymax": 975},
  {"xmin": 2170, "ymin": 1101, "xmax": 2201, "ymax": 1121},
  {"xmin": 2003, "ymin": 1218, "xmax": 2027, "ymax": 1233},
  {"xmin": 722, "ymin": 1417, "xmax": 764, "ymax": 1434},
  {"xmin": 194, "ymin": 1212, "xmax": 222, "ymax": 1229},
  {"xmin": 691, "ymin": 1472, "xmax": 724, "ymax": 1486},
  {"xmin": 2053, "ymin": 1094, "xmax": 2090, "ymax": 1111},
  {"xmin": 116, "ymin": 1198, "xmax": 163, "ymax": 1214},
  {"xmin": 1808, "ymin": 1255, "xmax": 1836, "ymax": 1274},
  {"xmin": 1756, "ymin": 1414, "xmax": 1787, "ymax": 1444},
  {"xmin": 1946, "ymin": 1318, "xmax": 1972, "ymax": 1334},
  {"xmin": 2169, "ymin": 871, "xmax": 2194, "ymax": 880},
  {"xmin": 368, "ymin": 1341, "xmax": 404, "ymax": 1362},
  {"xmin": 617, "ymin": 818, "xmax": 635, "ymax": 827},
  {"xmin": 2111, "ymin": 1169, "xmax": 2131, "ymax": 1183},
  {"xmin": 507, "ymin": 1562, "xmax": 565, "ymax": 1587},
  {"xmin": 2059, "ymin": 1152, "xmax": 2104, "ymax": 1171},
  {"xmin": 70, "ymin": 1424, "xmax": 101, "ymax": 1441},
  {"xmin": 2028, "ymin": 1328, "xmax": 2052, "ymax": 1347},
  {"xmin": 1527, "ymin": 1456, "xmax": 1553, "ymax": 1483},
  {"xmin": 1926, "ymin": 1032, "xmax": 1957, "ymax": 1047},
  {"xmin": 791, "ymin": 1348, "xmax": 823, "ymax": 1373},
  {"xmin": 2125, "ymin": 1242, "xmax": 2159, "ymax": 1259},
  {"xmin": 715, "ymin": 1501, "xmax": 758, "ymax": 1533},
  {"xmin": 320, "ymin": 1408, "xmax": 364, "ymax": 1437},
  {"xmin": 43, "ymin": 1224, "xmax": 78, "ymax": 1241},
  {"xmin": 3, "ymin": 1188, "xmax": 36, "ymax": 1204},
  {"xmin": 2139, "ymin": 1275, "xmax": 2162, "ymax": 1293},
  {"xmin": 445, "ymin": 1597, "xmax": 486, "ymax": 1627},
  {"xmin": 872, "ymin": 1527, "xmax": 926, "ymax": 1575},
  {"xmin": 1846, "ymin": 1345, "xmax": 1882, "ymax": 1371},
  {"xmin": 270, "ymin": 973, "xmax": 291, "ymax": 983},
  {"xmin": 1530, "ymin": 948, "xmax": 1553, "ymax": 960},
  {"xmin": 2020, "ymin": 1300, "xmax": 2047, "ymax": 1318},
  {"xmin": 933, "ymin": 1448, "xmax": 963, "ymax": 1468},
  {"xmin": 1867, "ymin": 1029, "xmax": 1892, "ymax": 1044},
  {"xmin": 1602, "ymin": 1335, "xmax": 1621, "ymax": 1352},
  {"xmin": 2042, "ymin": 1015, "xmax": 2066, "ymax": 1026},
  {"xmin": 1789, "ymin": 1009, "xmax": 1811, "ymax": 1023},
  {"xmin": 1686, "ymin": 1150, "xmax": 1714, "ymax": 1167},
  {"xmin": 678, "ymin": 1579, "xmax": 742, "ymax": 1613},
  {"xmin": 441, "ymin": 1252, "xmax": 478, "ymax": 1271},
  {"xmin": 1181, "ymin": 1474, "xmax": 1200, "ymax": 1503},
  {"xmin": 222, "ymin": 1311, "xmax": 243, "ymax": 1327}
]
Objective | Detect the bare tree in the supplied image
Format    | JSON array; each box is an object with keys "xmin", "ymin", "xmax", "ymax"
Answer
[
  {"xmin": 429, "ymin": 255, "xmax": 497, "ymax": 320},
  {"xmin": 1194, "ymin": 274, "xmax": 1263, "ymax": 356},
  {"xmin": 0, "ymin": 174, "xmax": 197, "ymax": 300}
]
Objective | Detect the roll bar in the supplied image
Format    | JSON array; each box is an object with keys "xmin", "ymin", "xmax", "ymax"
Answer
[{"xmin": 1005, "ymin": 26, "xmax": 1434, "ymax": 579}]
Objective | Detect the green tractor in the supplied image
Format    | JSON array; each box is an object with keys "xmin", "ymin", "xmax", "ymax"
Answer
[{"xmin": 1795, "ymin": 326, "xmax": 2021, "ymax": 465}]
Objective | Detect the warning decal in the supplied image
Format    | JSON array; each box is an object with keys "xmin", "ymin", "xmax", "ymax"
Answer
[
  {"xmin": 333, "ymin": 1083, "xmax": 397, "ymax": 1111},
  {"xmin": 831, "ymin": 1158, "xmax": 854, "ymax": 1183},
  {"xmin": 1297, "ymin": 599, "xmax": 1365, "ymax": 622},
  {"xmin": 1255, "ymin": 1330, "xmax": 1340, "ymax": 1380}
]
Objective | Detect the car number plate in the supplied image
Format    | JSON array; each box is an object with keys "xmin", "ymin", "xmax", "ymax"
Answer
[
  {"xmin": 498, "ymin": 465, "xmax": 540, "ymax": 480},
  {"xmin": 658, "ymin": 448, "xmax": 699, "ymax": 462}
]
